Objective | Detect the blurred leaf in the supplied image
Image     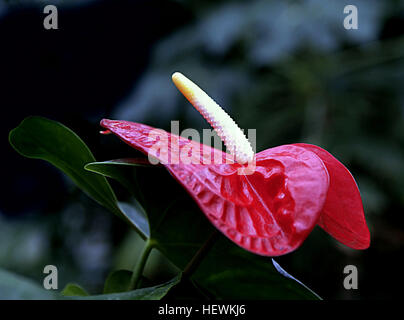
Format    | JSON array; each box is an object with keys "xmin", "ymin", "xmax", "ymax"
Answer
[
  {"xmin": 62, "ymin": 283, "xmax": 89, "ymax": 297},
  {"xmin": 103, "ymin": 270, "xmax": 132, "ymax": 294},
  {"xmin": 357, "ymin": 176, "xmax": 387, "ymax": 215},
  {"xmin": 0, "ymin": 267, "xmax": 179, "ymax": 300},
  {"xmin": 0, "ymin": 268, "xmax": 58, "ymax": 300}
]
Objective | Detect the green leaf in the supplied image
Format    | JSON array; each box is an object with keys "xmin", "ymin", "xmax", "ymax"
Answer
[
  {"xmin": 8, "ymin": 117, "xmax": 144, "ymax": 236},
  {"xmin": 118, "ymin": 201, "xmax": 150, "ymax": 239},
  {"xmin": 271, "ymin": 259, "xmax": 321, "ymax": 299},
  {"xmin": 103, "ymin": 270, "xmax": 132, "ymax": 294},
  {"xmin": 85, "ymin": 160, "xmax": 151, "ymax": 238},
  {"xmin": 0, "ymin": 268, "xmax": 58, "ymax": 300},
  {"xmin": 62, "ymin": 283, "xmax": 89, "ymax": 297},
  {"xmin": 76, "ymin": 274, "xmax": 181, "ymax": 300},
  {"xmin": 193, "ymin": 237, "xmax": 320, "ymax": 300},
  {"xmin": 85, "ymin": 159, "xmax": 153, "ymax": 196},
  {"xmin": 9, "ymin": 116, "xmax": 119, "ymax": 215},
  {"xmin": 0, "ymin": 267, "xmax": 179, "ymax": 300},
  {"xmin": 85, "ymin": 159, "xmax": 320, "ymax": 299},
  {"xmin": 85, "ymin": 160, "xmax": 215, "ymax": 270}
]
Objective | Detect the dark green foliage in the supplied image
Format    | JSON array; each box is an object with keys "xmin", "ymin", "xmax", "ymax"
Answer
[{"xmin": 6, "ymin": 116, "xmax": 320, "ymax": 299}]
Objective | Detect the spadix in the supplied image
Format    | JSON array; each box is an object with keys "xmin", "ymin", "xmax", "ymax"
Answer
[{"xmin": 172, "ymin": 72, "xmax": 255, "ymax": 164}]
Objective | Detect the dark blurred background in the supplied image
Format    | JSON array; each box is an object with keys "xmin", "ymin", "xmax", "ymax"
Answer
[{"xmin": 0, "ymin": 0, "xmax": 403, "ymax": 299}]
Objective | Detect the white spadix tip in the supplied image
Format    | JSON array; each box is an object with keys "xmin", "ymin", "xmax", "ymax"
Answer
[{"xmin": 172, "ymin": 72, "xmax": 255, "ymax": 164}]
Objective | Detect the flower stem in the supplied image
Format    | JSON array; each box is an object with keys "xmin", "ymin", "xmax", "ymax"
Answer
[
  {"xmin": 182, "ymin": 229, "xmax": 220, "ymax": 279},
  {"xmin": 128, "ymin": 238, "xmax": 154, "ymax": 291}
]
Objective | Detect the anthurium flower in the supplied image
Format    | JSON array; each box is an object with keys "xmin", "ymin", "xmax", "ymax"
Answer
[{"xmin": 100, "ymin": 72, "xmax": 370, "ymax": 256}]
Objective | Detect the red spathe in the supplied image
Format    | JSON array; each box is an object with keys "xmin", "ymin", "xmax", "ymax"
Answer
[{"xmin": 100, "ymin": 119, "xmax": 370, "ymax": 256}]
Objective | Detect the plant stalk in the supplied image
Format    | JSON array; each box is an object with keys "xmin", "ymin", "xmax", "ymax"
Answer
[
  {"xmin": 182, "ymin": 229, "xmax": 220, "ymax": 279},
  {"xmin": 128, "ymin": 238, "xmax": 154, "ymax": 291}
]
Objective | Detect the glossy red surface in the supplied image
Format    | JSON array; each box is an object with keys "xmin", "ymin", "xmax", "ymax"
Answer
[
  {"xmin": 294, "ymin": 143, "xmax": 370, "ymax": 249},
  {"xmin": 100, "ymin": 119, "xmax": 370, "ymax": 255}
]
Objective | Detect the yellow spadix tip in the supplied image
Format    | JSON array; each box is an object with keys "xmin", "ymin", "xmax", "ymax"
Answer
[{"xmin": 171, "ymin": 72, "xmax": 255, "ymax": 164}]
